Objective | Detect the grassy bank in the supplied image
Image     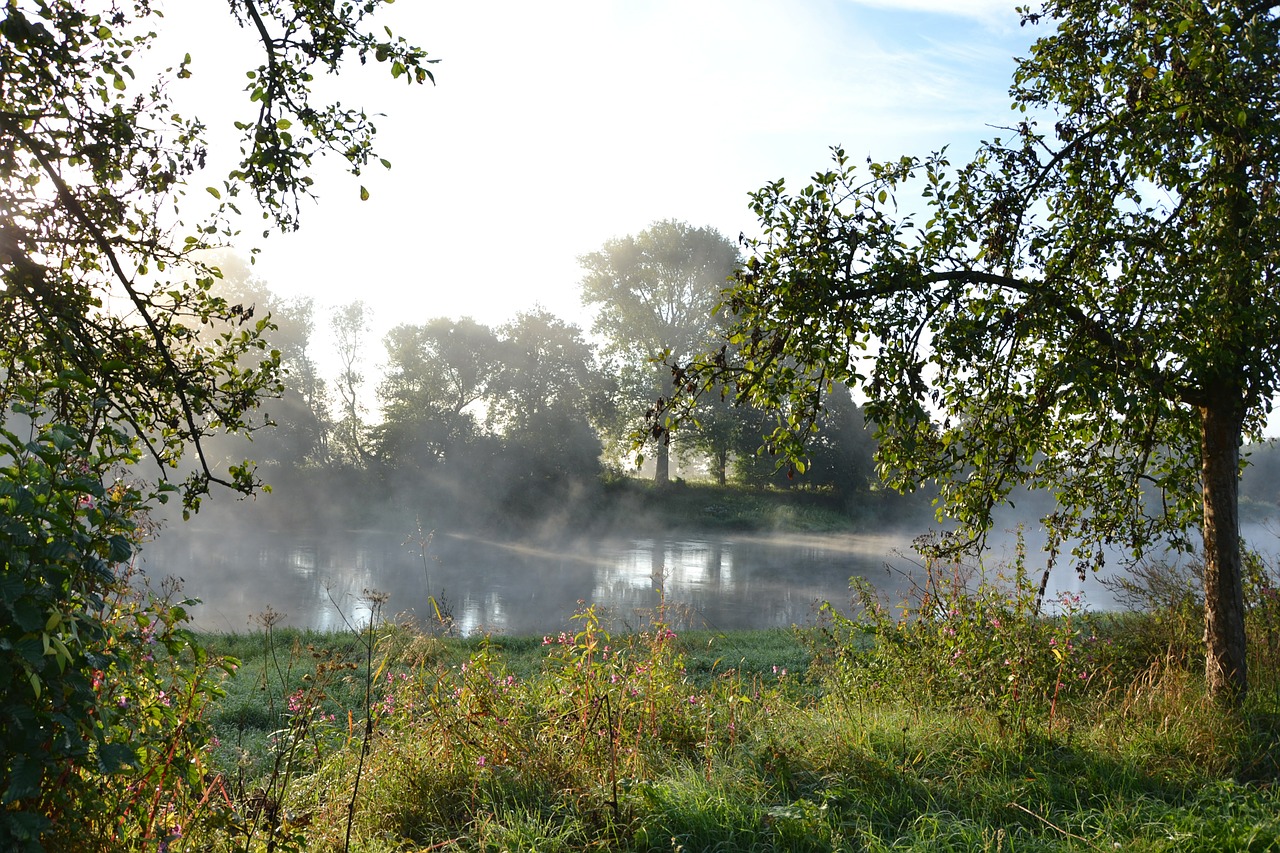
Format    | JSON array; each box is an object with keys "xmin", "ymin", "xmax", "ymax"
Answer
[{"xmin": 179, "ymin": 572, "xmax": 1280, "ymax": 852}]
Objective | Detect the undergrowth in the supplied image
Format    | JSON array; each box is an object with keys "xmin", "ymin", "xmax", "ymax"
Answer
[{"xmin": 14, "ymin": 546, "xmax": 1280, "ymax": 851}]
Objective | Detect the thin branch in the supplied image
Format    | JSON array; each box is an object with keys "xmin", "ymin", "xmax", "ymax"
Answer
[{"xmin": 3, "ymin": 116, "xmax": 244, "ymax": 493}]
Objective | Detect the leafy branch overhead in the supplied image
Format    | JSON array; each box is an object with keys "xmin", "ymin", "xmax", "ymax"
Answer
[
  {"xmin": 0, "ymin": 0, "xmax": 434, "ymax": 512},
  {"xmin": 229, "ymin": 0, "xmax": 436, "ymax": 229},
  {"xmin": 661, "ymin": 0, "xmax": 1280, "ymax": 703}
]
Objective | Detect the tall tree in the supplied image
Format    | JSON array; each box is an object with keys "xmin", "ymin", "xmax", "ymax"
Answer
[
  {"xmin": 490, "ymin": 309, "xmax": 602, "ymax": 434},
  {"xmin": 375, "ymin": 316, "xmax": 501, "ymax": 467},
  {"xmin": 581, "ymin": 220, "xmax": 741, "ymax": 484},
  {"xmin": 663, "ymin": 0, "xmax": 1280, "ymax": 704},
  {"xmin": 488, "ymin": 308, "xmax": 605, "ymax": 483},
  {"xmin": 331, "ymin": 299, "xmax": 372, "ymax": 465}
]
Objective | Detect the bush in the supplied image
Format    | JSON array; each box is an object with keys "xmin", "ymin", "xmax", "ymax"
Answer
[
  {"xmin": 0, "ymin": 422, "xmax": 229, "ymax": 851},
  {"xmin": 810, "ymin": 540, "xmax": 1120, "ymax": 731}
]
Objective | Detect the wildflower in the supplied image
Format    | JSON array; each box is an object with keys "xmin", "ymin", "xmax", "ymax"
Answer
[{"xmin": 476, "ymin": 756, "xmax": 486, "ymax": 767}]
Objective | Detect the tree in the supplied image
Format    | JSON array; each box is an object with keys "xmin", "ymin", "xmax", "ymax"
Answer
[
  {"xmin": 679, "ymin": 384, "xmax": 746, "ymax": 485},
  {"xmin": 490, "ymin": 309, "xmax": 602, "ymax": 433},
  {"xmin": 375, "ymin": 316, "xmax": 501, "ymax": 468},
  {"xmin": 581, "ymin": 220, "xmax": 741, "ymax": 484},
  {"xmin": 730, "ymin": 386, "xmax": 877, "ymax": 495},
  {"xmin": 663, "ymin": 0, "xmax": 1280, "ymax": 704},
  {"xmin": 0, "ymin": 1, "xmax": 431, "ymax": 841},
  {"xmin": 0, "ymin": 1, "xmax": 431, "ymax": 504},
  {"xmin": 201, "ymin": 255, "xmax": 333, "ymax": 471},
  {"xmin": 488, "ymin": 308, "xmax": 605, "ymax": 484},
  {"xmin": 331, "ymin": 299, "xmax": 373, "ymax": 466}
]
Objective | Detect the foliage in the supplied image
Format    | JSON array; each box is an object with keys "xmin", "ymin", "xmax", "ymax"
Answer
[
  {"xmin": 373, "ymin": 316, "xmax": 500, "ymax": 468},
  {"xmin": 581, "ymin": 220, "xmax": 742, "ymax": 482},
  {"xmin": 661, "ymin": 0, "xmax": 1280, "ymax": 702},
  {"xmin": 174, "ymin": 590, "xmax": 1280, "ymax": 851},
  {"xmin": 731, "ymin": 385, "xmax": 878, "ymax": 494},
  {"xmin": 485, "ymin": 310, "xmax": 607, "ymax": 492},
  {"xmin": 0, "ymin": 418, "xmax": 236, "ymax": 850},
  {"xmin": 811, "ymin": 543, "xmax": 1126, "ymax": 732},
  {"xmin": 0, "ymin": 0, "xmax": 430, "ymax": 846}
]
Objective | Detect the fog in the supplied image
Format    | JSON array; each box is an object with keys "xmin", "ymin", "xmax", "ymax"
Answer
[{"xmin": 126, "ymin": 263, "xmax": 1280, "ymax": 636}]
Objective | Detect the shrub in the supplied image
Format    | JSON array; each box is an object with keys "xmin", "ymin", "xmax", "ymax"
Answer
[
  {"xmin": 0, "ymin": 421, "xmax": 230, "ymax": 850},
  {"xmin": 811, "ymin": 540, "xmax": 1117, "ymax": 731}
]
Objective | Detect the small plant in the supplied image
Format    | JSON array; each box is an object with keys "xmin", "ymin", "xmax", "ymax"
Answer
[
  {"xmin": 405, "ymin": 519, "xmax": 455, "ymax": 636},
  {"xmin": 813, "ymin": 538, "xmax": 1114, "ymax": 731},
  {"xmin": 217, "ymin": 616, "xmax": 351, "ymax": 853}
]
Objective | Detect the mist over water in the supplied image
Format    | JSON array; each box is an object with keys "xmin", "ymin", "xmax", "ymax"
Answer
[
  {"xmin": 135, "ymin": 467, "xmax": 1280, "ymax": 637},
  {"xmin": 136, "ymin": 524, "xmax": 1147, "ymax": 636},
  {"xmin": 138, "ymin": 529, "xmax": 916, "ymax": 634}
]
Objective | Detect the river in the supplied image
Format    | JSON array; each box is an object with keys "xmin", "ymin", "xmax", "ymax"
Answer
[{"xmin": 136, "ymin": 527, "xmax": 1124, "ymax": 635}]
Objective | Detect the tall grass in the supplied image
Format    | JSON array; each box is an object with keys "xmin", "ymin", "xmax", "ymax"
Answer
[{"xmin": 152, "ymin": 552, "xmax": 1280, "ymax": 851}]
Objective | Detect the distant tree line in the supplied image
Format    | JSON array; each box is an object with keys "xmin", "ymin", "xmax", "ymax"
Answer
[{"xmin": 200, "ymin": 221, "xmax": 891, "ymax": 529}]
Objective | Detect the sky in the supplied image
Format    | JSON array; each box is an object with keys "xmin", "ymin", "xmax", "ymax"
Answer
[{"xmin": 157, "ymin": 0, "xmax": 1041, "ymax": 360}]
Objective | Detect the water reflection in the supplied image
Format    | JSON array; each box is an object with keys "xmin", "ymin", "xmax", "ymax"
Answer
[
  {"xmin": 140, "ymin": 526, "xmax": 1139, "ymax": 636},
  {"xmin": 140, "ymin": 529, "xmax": 929, "ymax": 634}
]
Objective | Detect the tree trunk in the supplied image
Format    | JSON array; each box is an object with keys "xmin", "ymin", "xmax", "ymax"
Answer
[
  {"xmin": 716, "ymin": 447, "xmax": 728, "ymax": 486},
  {"xmin": 1201, "ymin": 400, "xmax": 1247, "ymax": 703},
  {"xmin": 655, "ymin": 433, "xmax": 670, "ymax": 485}
]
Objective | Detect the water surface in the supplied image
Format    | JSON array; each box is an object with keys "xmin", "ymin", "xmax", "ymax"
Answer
[{"xmin": 138, "ymin": 528, "xmax": 1118, "ymax": 635}]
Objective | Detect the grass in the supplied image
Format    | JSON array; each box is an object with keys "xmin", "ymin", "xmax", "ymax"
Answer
[{"xmin": 176, "ymin": 582, "xmax": 1280, "ymax": 853}]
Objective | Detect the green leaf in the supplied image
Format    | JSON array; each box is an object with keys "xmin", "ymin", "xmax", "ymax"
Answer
[
  {"xmin": 96, "ymin": 741, "xmax": 138, "ymax": 774},
  {"xmin": 359, "ymin": 185, "xmax": 370, "ymax": 201},
  {"xmin": 107, "ymin": 535, "xmax": 132, "ymax": 564},
  {"xmin": 3, "ymin": 754, "xmax": 41, "ymax": 802}
]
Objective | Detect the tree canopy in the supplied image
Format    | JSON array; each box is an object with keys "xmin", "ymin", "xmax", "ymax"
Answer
[
  {"xmin": 581, "ymin": 219, "xmax": 741, "ymax": 483},
  {"xmin": 662, "ymin": 0, "xmax": 1280, "ymax": 703},
  {"xmin": 0, "ymin": 0, "xmax": 431, "ymax": 509}
]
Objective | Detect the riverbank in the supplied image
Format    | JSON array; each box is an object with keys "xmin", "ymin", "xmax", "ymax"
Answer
[
  {"xmin": 185, "ymin": 593, "xmax": 1280, "ymax": 852},
  {"xmin": 175, "ymin": 469, "xmax": 935, "ymax": 539}
]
